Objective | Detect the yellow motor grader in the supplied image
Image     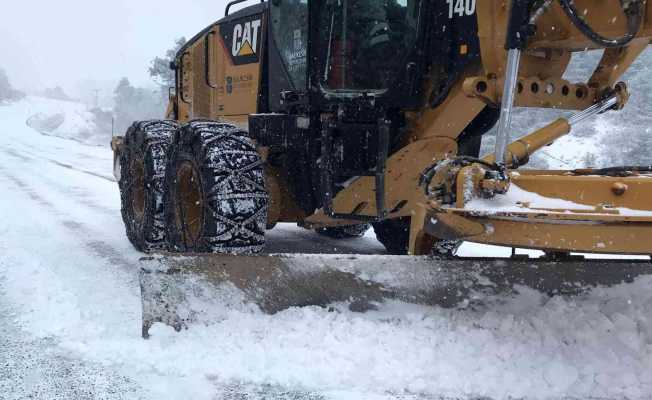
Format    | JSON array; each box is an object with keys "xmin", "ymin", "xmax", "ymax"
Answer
[{"xmin": 111, "ymin": 0, "xmax": 652, "ymax": 337}]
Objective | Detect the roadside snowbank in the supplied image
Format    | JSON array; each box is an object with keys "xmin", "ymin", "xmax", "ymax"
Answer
[{"xmin": 19, "ymin": 96, "xmax": 110, "ymax": 146}]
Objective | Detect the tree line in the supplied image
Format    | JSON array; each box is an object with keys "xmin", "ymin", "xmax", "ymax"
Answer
[
  {"xmin": 0, "ymin": 68, "xmax": 25, "ymax": 104},
  {"xmin": 112, "ymin": 37, "xmax": 186, "ymax": 134}
]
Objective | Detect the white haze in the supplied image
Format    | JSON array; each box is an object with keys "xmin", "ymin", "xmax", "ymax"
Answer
[{"xmin": 0, "ymin": 0, "xmax": 237, "ymax": 98}]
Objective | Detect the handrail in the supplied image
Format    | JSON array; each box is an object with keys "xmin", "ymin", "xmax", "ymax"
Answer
[
  {"xmin": 178, "ymin": 52, "xmax": 192, "ymax": 105},
  {"xmin": 204, "ymin": 31, "xmax": 219, "ymax": 89},
  {"xmin": 225, "ymin": 0, "xmax": 265, "ymax": 17}
]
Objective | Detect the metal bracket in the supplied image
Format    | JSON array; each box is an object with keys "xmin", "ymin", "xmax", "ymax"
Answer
[{"xmin": 321, "ymin": 119, "xmax": 390, "ymax": 222}]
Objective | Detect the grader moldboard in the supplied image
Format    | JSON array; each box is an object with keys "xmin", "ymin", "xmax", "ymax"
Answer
[{"xmin": 111, "ymin": 0, "xmax": 652, "ymax": 338}]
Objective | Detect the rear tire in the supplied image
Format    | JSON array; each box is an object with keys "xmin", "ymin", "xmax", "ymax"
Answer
[
  {"xmin": 119, "ymin": 120, "xmax": 178, "ymax": 252},
  {"xmin": 164, "ymin": 120, "xmax": 268, "ymax": 253},
  {"xmin": 316, "ymin": 224, "xmax": 370, "ymax": 239}
]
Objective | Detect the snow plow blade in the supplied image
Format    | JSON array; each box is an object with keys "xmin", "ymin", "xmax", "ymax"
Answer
[{"xmin": 139, "ymin": 254, "xmax": 652, "ymax": 338}]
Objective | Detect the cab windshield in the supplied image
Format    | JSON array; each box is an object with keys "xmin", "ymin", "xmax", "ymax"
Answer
[{"xmin": 317, "ymin": 0, "xmax": 420, "ymax": 92}]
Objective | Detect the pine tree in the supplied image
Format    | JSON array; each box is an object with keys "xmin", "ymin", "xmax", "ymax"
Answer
[
  {"xmin": 112, "ymin": 78, "xmax": 165, "ymax": 134},
  {"xmin": 148, "ymin": 37, "xmax": 187, "ymax": 89},
  {"xmin": 43, "ymin": 86, "xmax": 72, "ymax": 101}
]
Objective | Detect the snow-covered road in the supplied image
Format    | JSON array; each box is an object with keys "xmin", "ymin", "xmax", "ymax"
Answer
[{"xmin": 1, "ymin": 97, "xmax": 652, "ymax": 400}]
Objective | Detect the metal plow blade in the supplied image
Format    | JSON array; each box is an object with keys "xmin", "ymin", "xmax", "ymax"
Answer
[{"xmin": 139, "ymin": 254, "xmax": 652, "ymax": 338}]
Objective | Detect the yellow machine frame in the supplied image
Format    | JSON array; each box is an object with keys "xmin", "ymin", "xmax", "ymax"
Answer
[{"xmin": 146, "ymin": 0, "xmax": 652, "ymax": 256}]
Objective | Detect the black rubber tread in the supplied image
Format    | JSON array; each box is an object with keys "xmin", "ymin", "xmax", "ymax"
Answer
[
  {"xmin": 165, "ymin": 120, "xmax": 268, "ymax": 254},
  {"xmin": 431, "ymin": 239, "xmax": 462, "ymax": 259},
  {"xmin": 316, "ymin": 224, "xmax": 370, "ymax": 239},
  {"xmin": 119, "ymin": 120, "xmax": 178, "ymax": 252},
  {"xmin": 372, "ymin": 217, "xmax": 411, "ymax": 255}
]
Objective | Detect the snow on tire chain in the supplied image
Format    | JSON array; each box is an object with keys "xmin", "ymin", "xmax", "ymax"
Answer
[{"xmin": 1, "ymin": 97, "xmax": 652, "ymax": 400}]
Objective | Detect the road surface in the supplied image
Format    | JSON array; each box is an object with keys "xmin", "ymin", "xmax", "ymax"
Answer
[{"xmin": 1, "ymin": 97, "xmax": 651, "ymax": 400}]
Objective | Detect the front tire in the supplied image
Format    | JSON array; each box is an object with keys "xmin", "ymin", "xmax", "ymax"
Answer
[
  {"xmin": 119, "ymin": 120, "xmax": 178, "ymax": 252},
  {"xmin": 371, "ymin": 110, "xmax": 497, "ymax": 255},
  {"xmin": 372, "ymin": 217, "xmax": 411, "ymax": 255},
  {"xmin": 164, "ymin": 120, "xmax": 268, "ymax": 253},
  {"xmin": 316, "ymin": 224, "xmax": 370, "ymax": 239}
]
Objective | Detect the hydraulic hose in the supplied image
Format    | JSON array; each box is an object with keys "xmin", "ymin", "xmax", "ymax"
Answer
[
  {"xmin": 558, "ymin": 0, "xmax": 644, "ymax": 48},
  {"xmin": 419, "ymin": 156, "xmax": 500, "ymax": 198}
]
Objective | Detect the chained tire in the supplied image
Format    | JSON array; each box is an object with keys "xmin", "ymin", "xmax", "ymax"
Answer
[
  {"xmin": 119, "ymin": 120, "xmax": 178, "ymax": 252},
  {"xmin": 372, "ymin": 217, "xmax": 411, "ymax": 255},
  {"xmin": 164, "ymin": 120, "xmax": 268, "ymax": 254},
  {"xmin": 432, "ymin": 239, "xmax": 462, "ymax": 259},
  {"xmin": 316, "ymin": 224, "xmax": 370, "ymax": 239},
  {"xmin": 372, "ymin": 218, "xmax": 461, "ymax": 256}
]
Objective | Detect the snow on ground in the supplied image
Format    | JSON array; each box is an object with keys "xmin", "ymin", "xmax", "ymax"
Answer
[
  {"xmin": 1, "ymin": 98, "xmax": 652, "ymax": 399},
  {"xmin": 22, "ymin": 96, "xmax": 109, "ymax": 147}
]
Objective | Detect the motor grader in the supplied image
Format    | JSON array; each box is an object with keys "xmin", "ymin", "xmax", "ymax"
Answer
[{"xmin": 110, "ymin": 0, "xmax": 652, "ymax": 337}]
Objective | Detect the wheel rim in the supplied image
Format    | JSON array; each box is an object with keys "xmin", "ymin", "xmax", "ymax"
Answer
[
  {"xmin": 130, "ymin": 158, "xmax": 146, "ymax": 225},
  {"xmin": 175, "ymin": 161, "xmax": 203, "ymax": 247}
]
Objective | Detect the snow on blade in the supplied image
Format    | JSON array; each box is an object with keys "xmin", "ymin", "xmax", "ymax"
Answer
[{"xmin": 465, "ymin": 183, "xmax": 652, "ymax": 217}]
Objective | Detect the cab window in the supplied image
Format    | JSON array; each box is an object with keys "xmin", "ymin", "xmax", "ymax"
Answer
[{"xmin": 271, "ymin": 0, "xmax": 309, "ymax": 89}]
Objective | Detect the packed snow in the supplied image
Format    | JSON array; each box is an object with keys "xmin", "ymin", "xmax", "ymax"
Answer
[
  {"xmin": 1, "ymin": 97, "xmax": 652, "ymax": 400},
  {"xmin": 464, "ymin": 183, "xmax": 652, "ymax": 217}
]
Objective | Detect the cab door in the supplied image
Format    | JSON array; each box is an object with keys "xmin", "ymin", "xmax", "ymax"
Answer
[
  {"xmin": 268, "ymin": 0, "xmax": 309, "ymax": 112},
  {"xmin": 207, "ymin": 11, "xmax": 267, "ymax": 128}
]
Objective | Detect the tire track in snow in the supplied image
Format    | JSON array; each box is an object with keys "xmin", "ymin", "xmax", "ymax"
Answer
[
  {"xmin": 1, "ymin": 166, "xmax": 57, "ymax": 210},
  {"xmin": 1, "ymin": 147, "xmax": 115, "ymax": 183},
  {"xmin": 2, "ymin": 148, "xmax": 32, "ymax": 162},
  {"xmin": 46, "ymin": 158, "xmax": 115, "ymax": 182},
  {"xmin": 0, "ymin": 278, "xmax": 145, "ymax": 400},
  {"xmin": 59, "ymin": 220, "xmax": 135, "ymax": 269},
  {"xmin": 0, "ymin": 172, "xmax": 146, "ymax": 399},
  {"xmin": 1, "ymin": 148, "xmax": 117, "ymax": 217},
  {"xmin": 0, "ymin": 168, "xmax": 136, "ymax": 271}
]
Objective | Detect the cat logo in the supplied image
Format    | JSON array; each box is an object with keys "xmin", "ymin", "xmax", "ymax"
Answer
[
  {"xmin": 232, "ymin": 19, "xmax": 261, "ymax": 57},
  {"xmin": 220, "ymin": 15, "xmax": 263, "ymax": 65}
]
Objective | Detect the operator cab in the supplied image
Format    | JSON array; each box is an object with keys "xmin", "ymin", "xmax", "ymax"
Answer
[
  {"xmin": 314, "ymin": 0, "xmax": 422, "ymax": 95},
  {"xmin": 269, "ymin": 0, "xmax": 427, "ymax": 112},
  {"xmin": 258, "ymin": 0, "xmax": 483, "ymax": 219}
]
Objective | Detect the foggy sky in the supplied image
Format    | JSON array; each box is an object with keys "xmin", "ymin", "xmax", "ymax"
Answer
[{"xmin": 0, "ymin": 0, "xmax": 235, "ymax": 97}]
